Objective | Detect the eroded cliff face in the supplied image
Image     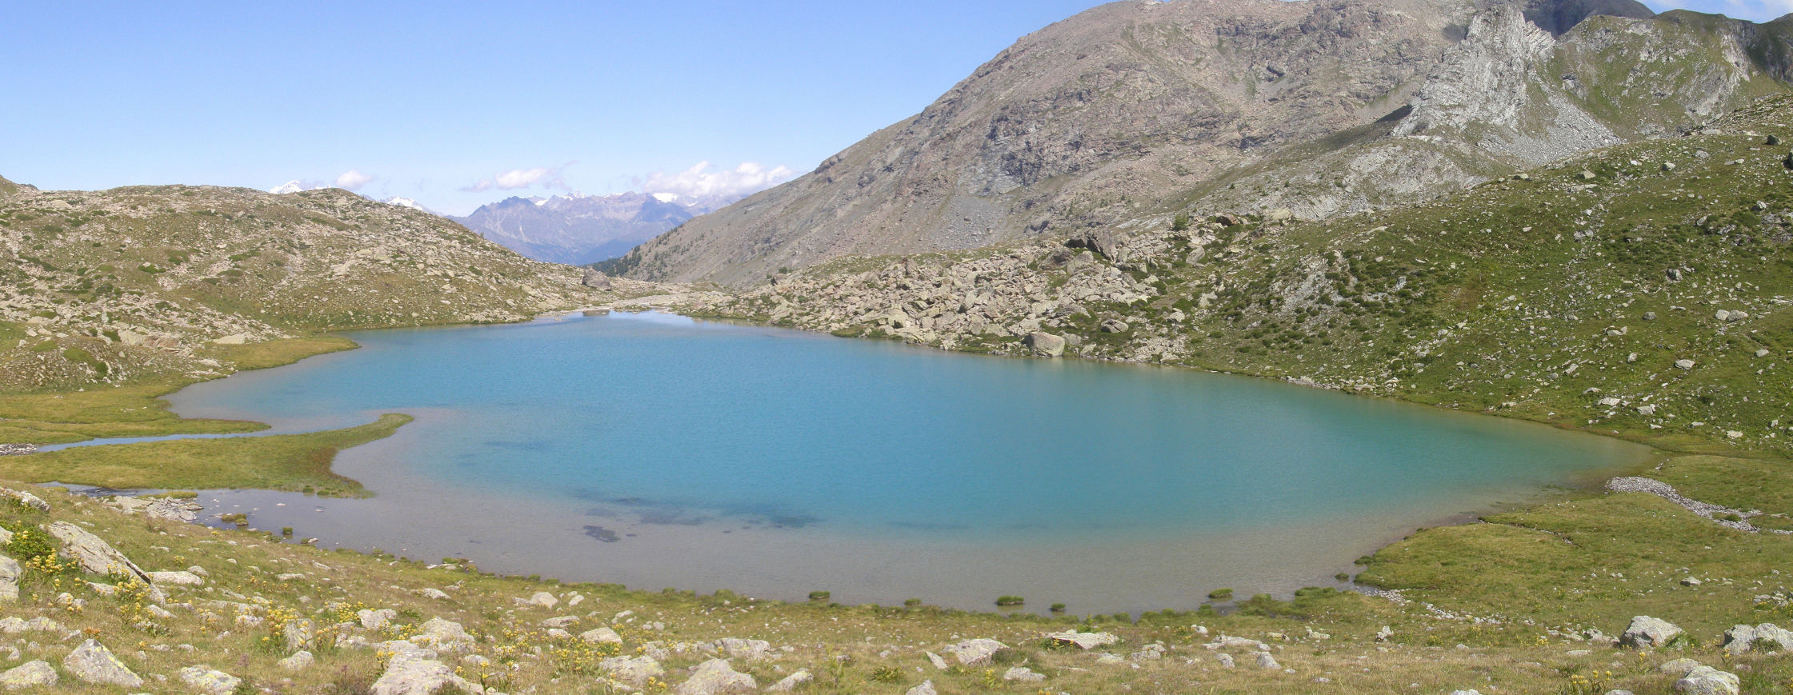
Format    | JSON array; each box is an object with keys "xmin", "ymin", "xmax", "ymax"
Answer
[{"xmin": 611, "ymin": 0, "xmax": 1792, "ymax": 287}]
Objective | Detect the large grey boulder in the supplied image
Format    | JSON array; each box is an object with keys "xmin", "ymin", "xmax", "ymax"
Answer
[
  {"xmin": 582, "ymin": 268, "xmax": 614, "ymax": 290},
  {"xmin": 46, "ymin": 521, "xmax": 148, "ymax": 582},
  {"xmin": 1722, "ymin": 623, "xmax": 1793, "ymax": 654},
  {"xmin": 177, "ymin": 665, "xmax": 242, "ymax": 695},
  {"xmin": 1620, "ymin": 616, "xmax": 1683, "ymax": 648},
  {"xmin": 410, "ymin": 617, "xmax": 474, "ymax": 653},
  {"xmin": 370, "ymin": 650, "xmax": 483, "ymax": 695},
  {"xmin": 600, "ymin": 655, "xmax": 664, "ymax": 688},
  {"xmin": 675, "ymin": 658, "xmax": 756, "ymax": 695},
  {"xmin": 62, "ymin": 639, "xmax": 143, "ymax": 687},
  {"xmin": 0, "ymin": 554, "xmax": 19, "ymax": 602},
  {"xmin": 716, "ymin": 637, "xmax": 770, "ymax": 660},
  {"xmin": 0, "ymin": 489, "xmax": 47, "ymax": 512},
  {"xmin": 1046, "ymin": 630, "xmax": 1119, "ymax": 650},
  {"xmin": 905, "ymin": 681, "xmax": 938, "ymax": 695},
  {"xmin": 942, "ymin": 638, "xmax": 1008, "ymax": 666},
  {"xmin": 1067, "ymin": 229, "xmax": 1122, "ymax": 261},
  {"xmin": 1003, "ymin": 666, "xmax": 1046, "ymax": 682},
  {"xmin": 1024, "ymin": 332, "xmax": 1066, "ymax": 358},
  {"xmin": 1674, "ymin": 665, "xmax": 1740, "ymax": 695},
  {"xmin": 0, "ymin": 660, "xmax": 56, "ymax": 690},
  {"xmin": 768, "ymin": 669, "xmax": 813, "ymax": 692}
]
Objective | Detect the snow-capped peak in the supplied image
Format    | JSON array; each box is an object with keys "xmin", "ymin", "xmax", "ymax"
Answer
[
  {"xmin": 269, "ymin": 180, "xmax": 306, "ymax": 194},
  {"xmin": 650, "ymin": 192, "xmax": 680, "ymax": 203}
]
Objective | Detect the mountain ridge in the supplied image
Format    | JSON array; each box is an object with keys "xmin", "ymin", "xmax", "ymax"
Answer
[{"xmin": 608, "ymin": 0, "xmax": 1793, "ymax": 286}]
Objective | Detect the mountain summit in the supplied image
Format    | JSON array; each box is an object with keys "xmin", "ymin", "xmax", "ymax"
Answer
[
  {"xmin": 455, "ymin": 192, "xmax": 740, "ymax": 265},
  {"xmin": 607, "ymin": 0, "xmax": 1793, "ymax": 286}
]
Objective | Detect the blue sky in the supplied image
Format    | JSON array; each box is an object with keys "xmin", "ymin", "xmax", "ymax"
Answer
[{"xmin": 0, "ymin": 0, "xmax": 1783, "ymax": 215}]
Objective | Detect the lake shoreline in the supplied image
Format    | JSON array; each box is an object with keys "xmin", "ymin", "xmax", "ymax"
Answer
[{"xmin": 20, "ymin": 308, "xmax": 1650, "ymax": 614}]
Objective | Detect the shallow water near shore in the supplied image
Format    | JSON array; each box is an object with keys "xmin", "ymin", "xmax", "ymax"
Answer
[{"xmin": 163, "ymin": 311, "xmax": 1648, "ymax": 613}]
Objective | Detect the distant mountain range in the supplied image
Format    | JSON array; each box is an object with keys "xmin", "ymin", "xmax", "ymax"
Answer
[{"xmin": 452, "ymin": 192, "xmax": 739, "ymax": 266}]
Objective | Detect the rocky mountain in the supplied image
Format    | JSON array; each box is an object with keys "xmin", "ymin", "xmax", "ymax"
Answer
[
  {"xmin": 608, "ymin": 0, "xmax": 1793, "ymax": 286},
  {"xmin": 698, "ymin": 95, "xmax": 1793, "ymax": 456},
  {"xmin": 0, "ymin": 179, "xmax": 655, "ymax": 391},
  {"xmin": 455, "ymin": 192, "xmax": 724, "ymax": 265}
]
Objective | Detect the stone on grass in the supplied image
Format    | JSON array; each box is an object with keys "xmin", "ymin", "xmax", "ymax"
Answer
[
  {"xmin": 279, "ymin": 650, "xmax": 314, "ymax": 671},
  {"xmin": 942, "ymin": 638, "xmax": 1008, "ymax": 666},
  {"xmin": 675, "ymin": 658, "xmax": 756, "ymax": 695},
  {"xmin": 1003, "ymin": 666, "xmax": 1045, "ymax": 682},
  {"xmin": 905, "ymin": 681, "xmax": 937, "ymax": 695},
  {"xmin": 600, "ymin": 655, "xmax": 664, "ymax": 688},
  {"xmin": 46, "ymin": 521, "xmax": 148, "ymax": 582},
  {"xmin": 1620, "ymin": 616, "xmax": 1683, "ymax": 648},
  {"xmin": 0, "ymin": 660, "xmax": 56, "ymax": 690},
  {"xmin": 1047, "ymin": 630, "xmax": 1119, "ymax": 650},
  {"xmin": 62, "ymin": 639, "xmax": 143, "ymax": 687},
  {"xmin": 0, "ymin": 555, "xmax": 18, "ymax": 602},
  {"xmin": 0, "ymin": 489, "xmax": 48, "ymax": 512},
  {"xmin": 581, "ymin": 626, "xmax": 623, "ymax": 644},
  {"xmin": 177, "ymin": 665, "xmax": 242, "ymax": 695},
  {"xmin": 925, "ymin": 651, "xmax": 948, "ymax": 670},
  {"xmin": 716, "ymin": 637, "xmax": 770, "ymax": 660},
  {"xmin": 370, "ymin": 650, "xmax": 483, "ymax": 695},
  {"xmin": 768, "ymin": 669, "xmax": 813, "ymax": 692},
  {"xmin": 1722, "ymin": 623, "xmax": 1793, "ymax": 654},
  {"xmin": 1674, "ymin": 665, "xmax": 1740, "ymax": 695},
  {"xmin": 411, "ymin": 618, "xmax": 474, "ymax": 653},
  {"xmin": 147, "ymin": 570, "xmax": 204, "ymax": 587},
  {"xmin": 1255, "ymin": 651, "xmax": 1280, "ymax": 669}
]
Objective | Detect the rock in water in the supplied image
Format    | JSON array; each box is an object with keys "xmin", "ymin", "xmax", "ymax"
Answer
[
  {"xmin": 62, "ymin": 639, "xmax": 143, "ymax": 687},
  {"xmin": 675, "ymin": 658, "xmax": 756, "ymax": 695}
]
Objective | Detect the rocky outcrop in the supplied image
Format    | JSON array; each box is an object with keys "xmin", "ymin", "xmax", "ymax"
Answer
[
  {"xmin": 0, "ymin": 660, "xmax": 55, "ymax": 690},
  {"xmin": 675, "ymin": 658, "xmax": 756, "ymax": 695},
  {"xmin": 46, "ymin": 521, "xmax": 148, "ymax": 582},
  {"xmin": 1620, "ymin": 616, "xmax": 1684, "ymax": 648},
  {"xmin": 62, "ymin": 639, "xmax": 143, "ymax": 688}
]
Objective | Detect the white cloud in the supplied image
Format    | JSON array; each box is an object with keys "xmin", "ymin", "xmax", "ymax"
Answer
[
  {"xmin": 334, "ymin": 169, "xmax": 374, "ymax": 191},
  {"xmin": 640, "ymin": 161, "xmax": 795, "ymax": 201},
  {"xmin": 464, "ymin": 165, "xmax": 570, "ymax": 192}
]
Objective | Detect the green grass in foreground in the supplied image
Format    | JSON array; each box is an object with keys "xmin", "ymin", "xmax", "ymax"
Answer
[{"xmin": 4, "ymin": 413, "xmax": 410, "ymax": 496}]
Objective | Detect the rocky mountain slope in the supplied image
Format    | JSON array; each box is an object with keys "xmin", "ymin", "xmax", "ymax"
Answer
[
  {"xmin": 698, "ymin": 95, "xmax": 1793, "ymax": 458},
  {"xmin": 610, "ymin": 0, "xmax": 1792, "ymax": 286},
  {"xmin": 455, "ymin": 192, "xmax": 719, "ymax": 265},
  {"xmin": 0, "ymin": 179, "xmax": 648, "ymax": 392}
]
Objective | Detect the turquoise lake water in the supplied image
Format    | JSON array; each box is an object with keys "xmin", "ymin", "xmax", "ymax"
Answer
[{"xmin": 159, "ymin": 311, "xmax": 1648, "ymax": 612}]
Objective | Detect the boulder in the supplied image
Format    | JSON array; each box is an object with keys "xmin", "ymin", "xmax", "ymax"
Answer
[
  {"xmin": 1620, "ymin": 616, "xmax": 1683, "ymax": 648},
  {"xmin": 1675, "ymin": 359, "xmax": 1696, "ymax": 370},
  {"xmin": 1046, "ymin": 630, "xmax": 1119, "ymax": 650},
  {"xmin": 0, "ymin": 660, "xmax": 55, "ymax": 690},
  {"xmin": 0, "ymin": 489, "xmax": 48, "ymax": 512},
  {"xmin": 600, "ymin": 655, "xmax": 664, "ymax": 688},
  {"xmin": 147, "ymin": 570, "xmax": 204, "ymax": 587},
  {"xmin": 581, "ymin": 626, "xmax": 623, "ymax": 644},
  {"xmin": 46, "ymin": 521, "xmax": 148, "ymax": 582},
  {"xmin": 1722, "ymin": 623, "xmax": 1793, "ymax": 654},
  {"xmin": 1067, "ymin": 229, "xmax": 1122, "ymax": 261},
  {"xmin": 279, "ymin": 650, "xmax": 315, "ymax": 671},
  {"xmin": 177, "ymin": 666, "xmax": 242, "ymax": 695},
  {"xmin": 676, "ymin": 658, "xmax": 756, "ymax": 695},
  {"xmin": 767, "ymin": 669, "xmax": 813, "ymax": 692},
  {"xmin": 716, "ymin": 637, "xmax": 770, "ymax": 660},
  {"xmin": 582, "ymin": 268, "xmax": 614, "ymax": 290},
  {"xmin": 370, "ymin": 650, "xmax": 483, "ymax": 695},
  {"xmin": 942, "ymin": 638, "xmax": 1008, "ymax": 666},
  {"xmin": 411, "ymin": 617, "xmax": 474, "ymax": 653},
  {"xmin": 1675, "ymin": 665, "xmax": 1739, "ymax": 695},
  {"xmin": 0, "ymin": 555, "xmax": 18, "ymax": 602},
  {"xmin": 905, "ymin": 681, "xmax": 938, "ymax": 695},
  {"xmin": 1003, "ymin": 667, "xmax": 1045, "ymax": 682},
  {"xmin": 1098, "ymin": 318, "xmax": 1130, "ymax": 333},
  {"xmin": 1255, "ymin": 652, "xmax": 1280, "ymax": 669},
  {"xmin": 62, "ymin": 639, "xmax": 143, "ymax": 687},
  {"xmin": 1024, "ymin": 332, "xmax": 1066, "ymax": 358},
  {"xmin": 359, "ymin": 607, "xmax": 398, "ymax": 631}
]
